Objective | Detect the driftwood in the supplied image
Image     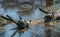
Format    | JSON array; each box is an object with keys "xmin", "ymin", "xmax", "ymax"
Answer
[{"xmin": 1, "ymin": 8, "xmax": 59, "ymax": 37}]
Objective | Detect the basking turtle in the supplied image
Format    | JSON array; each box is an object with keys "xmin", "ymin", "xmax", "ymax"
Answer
[{"xmin": 1, "ymin": 15, "xmax": 31, "ymax": 37}]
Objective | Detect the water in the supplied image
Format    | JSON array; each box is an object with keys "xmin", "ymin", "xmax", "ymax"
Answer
[{"xmin": 0, "ymin": 3, "xmax": 60, "ymax": 37}]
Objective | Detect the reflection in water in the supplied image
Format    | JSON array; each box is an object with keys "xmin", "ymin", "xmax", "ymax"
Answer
[
  {"xmin": 2, "ymin": 0, "xmax": 19, "ymax": 9},
  {"xmin": 18, "ymin": 11, "xmax": 33, "ymax": 16}
]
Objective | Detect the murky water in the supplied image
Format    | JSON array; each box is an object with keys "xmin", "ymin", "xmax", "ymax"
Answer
[{"xmin": 0, "ymin": 3, "xmax": 60, "ymax": 37}]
